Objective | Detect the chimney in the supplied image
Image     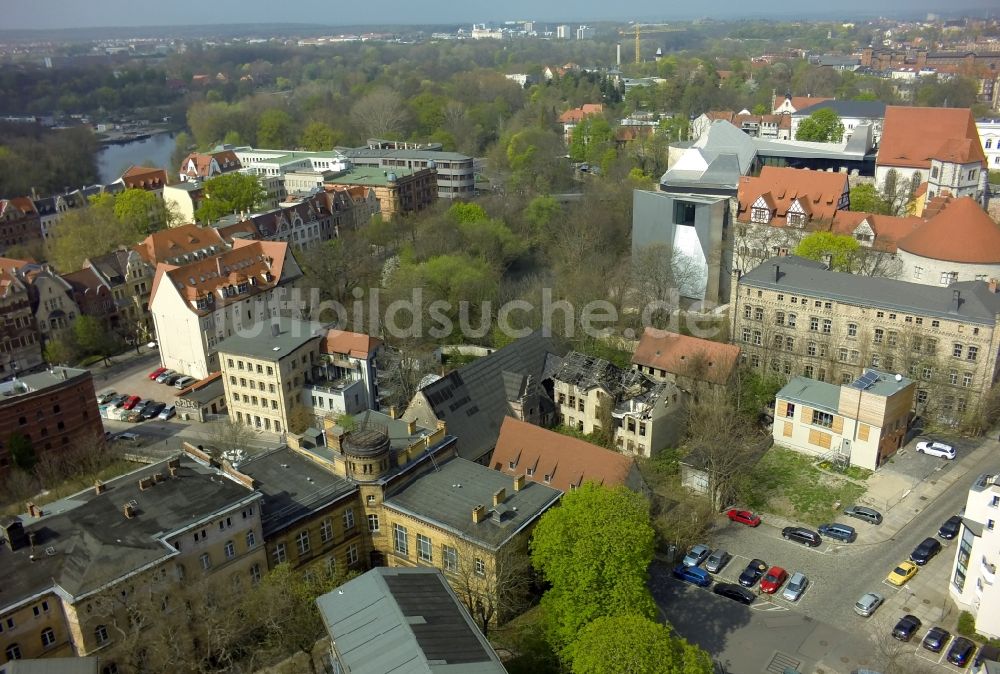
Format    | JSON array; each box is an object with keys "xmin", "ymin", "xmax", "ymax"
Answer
[
  {"xmin": 167, "ymin": 457, "xmax": 181, "ymax": 470},
  {"xmin": 168, "ymin": 465, "xmax": 179, "ymax": 477},
  {"xmin": 388, "ymin": 406, "xmax": 397, "ymax": 420},
  {"xmin": 271, "ymin": 322, "xmax": 280, "ymax": 337},
  {"xmin": 492, "ymin": 488, "xmax": 506, "ymax": 507},
  {"xmin": 773, "ymin": 264, "xmax": 781, "ymax": 283},
  {"xmin": 436, "ymin": 420, "xmax": 447, "ymax": 434},
  {"xmin": 330, "ymin": 428, "xmax": 344, "ymax": 452},
  {"xmin": 953, "ymin": 289, "xmax": 962, "ymax": 311},
  {"xmin": 472, "ymin": 504, "xmax": 487, "ymax": 524},
  {"xmin": 153, "ymin": 473, "xmax": 164, "ymax": 483},
  {"xmin": 989, "ymin": 278, "xmax": 999, "ymax": 294},
  {"xmin": 123, "ymin": 503, "xmax": 136, "ymax": 519},
  {"xmin": 94, "ymin": 481, "xmax": 106, "ymax": 495},
  {"xmin": 514, "ymin": 474, "xmax": 526, "ymax": 491},
  {"xmin": 139, "ymin": 477, "xmax": 154, "ymax": 490},
  {"xmin": 406, "ymin": 419, "xmax": 416, "ymax": 435}
]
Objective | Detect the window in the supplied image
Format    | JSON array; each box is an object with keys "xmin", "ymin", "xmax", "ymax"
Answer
[
  {"xmin": 224, "ymin": 540, "xmax": 236, "ymax": 559},
  {"xmin": 847, "ymin": 323, "xmax": 857, "ymax": 338},
  {"xmin": 368, "ymin": 513, "xmax": 380, "ymax": 532},
  {"xmin": 839, "ymin": 347, "xmax": 849, "ymax": 362},
  {"xmin": 989, "ymin": 520, "xmax": 996, "ymax": 531},
  {"xmin": 343, "ymin": 508, "xmax": 355, "ymax": 530},
  {"xmin": 873, "ymin": 329, "xmax": 884, "ymax": 344},
  {"xmin": 200, "ymin": 553, "xmax": 211, "ymax": 570},
  {"xmin": 246, "ymin": 531, "xmax": 256, "ymax": 548},
  {"xmin": 811, "ymin": 410, "xmax": 834, "ymax": 428},
  {"xmin": 787, "ymin": 314, "xmax": 797, "ymax": 328},
  {"xmin": 296, "ymin": 530, "xmax": 310, "ymax": 556},
  {"xmin": 926, "ymin": 338, "xmax": 937, "ymax": 353},
  {"xmin": 953, "ymin": 343, "xmax": 963, "ymax": 358},
  {"xmin": 744, "ymin": 305, "xmax": 752, "ymax": 319},
  {"xmin": 41, "ymin": 627, "xmax": 55, "ymax": 648},
  {"xmin": 752, "ymin": 330, "xmax": 762, "ymax": 346},
  {"xmin": 775, "ymin": 311, "xmax": 785, "ymax": 326},
  {"xmin": 440, "ymin": 545, "xmax": 459, "ymax": 572},
  {"xmin": 754, "ymin": 307, "xmax": 764, "ymax": 321},
  {"xmin": 320, "ymin": 518, "xmax": 333, "ymax": 543},
  {"xmin": 822, "ymin": 319, "xmax": 831, "ymax": 334},
  {"xmin": 417, "ymin": 534, "xmax": 433, "ymax": 562},
  {"xmin": 751, "ymin": 206, "xmax": 770, "ymax": 223},
  {"xmin": 393, "ymin": 524, "xmax": 409, "ymax": 556},
  {"xmin": 785, "ymin": 336, "xmax": 794, "ymax": 352},
  {"xmin": 963, "ymin": 372, "xmax": 973, "ymax": 388},
  {"xmin": 871, "ymin": 354, "xmax": 880, "ymax": 368},
  {"xmin": 807, "ymin": 342, "xmax": 817, "ymax": 356},
  {"xmin": 967, "ymin": 346, "xmax": 978, "ymax": 362},
  {"xmin": 674, "ymin": 200, "xmax": 696, "ymax": 226},
  {"xmin": 742, "ymin": 327, "xmax": 751, "ymax": 343},
  {"xmin": 922, "ymin": 366, "xmax": 933, "ymax": 380},
  {"xmin": 785, "ymin": 403, "xmax": 795, "ymax": 418},
  {"xmin": 809, "ymin": 316, "xmax": 819, "ymax": 332},
  {"xmin": 917, "ymin": 389, "xmax": 928, "ymax": 404},
  {"xmin": 273, "ymin": 542, "xmax": 286, "ymax": 565},
  {"xmin": 250, "ymin": 563, "xmax": 262, "ymax": 584},
  {"xmin": 95, "ymin": 625, "xmax": 109, "ymax": 645},
  {"xmin": 940, "ymin": 271, "xmax": 957, "ymax": 286},
  {"xmin": 347, "ymin": 543, "xmax": 359, "ymax": 565},
  {"xmin": 804, "ymin": 365, "xmax": 814, "ymax": 378},
  {"xmin": 475, "ymin": 558, "xmax": 486, "ymax": 577}
]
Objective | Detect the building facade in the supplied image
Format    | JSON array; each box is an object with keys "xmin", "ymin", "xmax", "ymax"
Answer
[
  {"xmin": 731, "ymin": 256, "xmax": 1000, "ymax": 426},
  {"xmin": 0, "ymin": 259, "xmax": 42, "ymax": 377},
  {"xmin": 949, "ymin": 472, "xmax": 1000, "ymax": 640}
]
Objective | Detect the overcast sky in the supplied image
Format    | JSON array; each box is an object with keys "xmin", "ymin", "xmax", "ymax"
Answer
[{"xmin": 2, "ymin": 0, "xmax": 996, "ymax": 30}]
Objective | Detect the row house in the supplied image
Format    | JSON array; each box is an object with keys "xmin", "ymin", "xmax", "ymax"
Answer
[
  {"xmin": 150, "ymin": 238, "xmax": 303, "ymax": 380},
  {"xmin": 16, "ymin": 263, "xmax": 80, "ymax": 347},
  {"xmin": 0, "ymin": 258, "xmax": 42, "ymax": 376},
  {"xmin": 215, "ymin": 193, "xmax": 333, "ymax": 251},
  {"xmin": 772, "ymin": 94, "xmax": 834, "ymax": 115},
  {"xmin": 631, "ymin": 327, "xmax": 741, "ymax": 395},
  {"xmin": 323, "ymin": 184, "xmax": 380, "ymax": 231},
  {"xmin": 0, "ymin": 198, "xmax": 42, "ymax": 258},
  {"xmin": 32, "ymin": 183, "xmax": 124, "ymax": 242},
  {"xmin": 177, "ymin": 149, "xmax": 242, "ymax": 182},
  {"xmin": 731, "ymin": 255, "xmax": 1000, "ymax": 426},
  {"xmin": 690, "ymin": 110, "xmax": 790, "ymax": 141}
]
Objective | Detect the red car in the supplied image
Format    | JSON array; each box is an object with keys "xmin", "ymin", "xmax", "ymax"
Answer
[
  {"xmin": 727, "ymin": 509, "xmax": 762, "ymax": 527},
  {"xmin": 122, "ymin": 395, "xmax": 142, "ymax": 410},
  {"xmin": 149, "ymin": 367, "xmax": 168, "ymax": 380},
  {"xmin": 759, "ymin": 566, "xmax": 788, "ymax": 594}
]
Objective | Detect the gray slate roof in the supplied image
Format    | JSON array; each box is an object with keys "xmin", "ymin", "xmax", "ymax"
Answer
[
  {"xmin": 0, "ymin": 456, "xmax": 257, "ymax": 610},
  {"xmin": 317, "ymin": 567, "xmax": 508, "ymax": 674},
  {"xmin": 384, "ymin": 457, "xmax": 561, "ymax": 550},
  {"xmin": 740, "ymin": 256, "xmax": 1000, "ymax": 325},
  {"xmin": 237, "ymin": 447, "xmax": 356, "ymax": 537},
  {"xmin": 412, "ymin": 331, "xmax": 560, "ymax": 462},
  {"xmin": 215, "ymin": 318, "xmax": 324, "ymax": 361},
  {"xmin": 793, "ymin": 100, "xmax": 887, "ymax": 119},
  {"xmin": 776, "ymin": 376, "xmax": 842, "ymax": 413}
]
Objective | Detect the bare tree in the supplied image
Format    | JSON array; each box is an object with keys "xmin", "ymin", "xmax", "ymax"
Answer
[
  {"xmin": 449, "ymin": 543, "xmax": 534, "ymax": 637},
  {"xmin": 350, "ymin": 87, "xmax": 408, "ymax": 140},
  {"xmin": 205, "ymin": 419, "xmax": 262, "ymax": 462},
  {"xmin": 630, "ymin": 243, "xmax": 705, "ymax": 326}
]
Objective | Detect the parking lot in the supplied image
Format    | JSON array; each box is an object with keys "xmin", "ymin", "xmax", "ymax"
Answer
[{"xmin": 96, "ymin": 365, "xmax": 188, "ymax": 412}]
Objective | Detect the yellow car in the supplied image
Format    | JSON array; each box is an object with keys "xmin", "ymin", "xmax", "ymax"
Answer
[{"xmin": 887, "ymin": 561, "xmax": 918, "ymax": 586}]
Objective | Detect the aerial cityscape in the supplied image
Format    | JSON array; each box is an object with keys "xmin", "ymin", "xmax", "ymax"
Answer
[{"xmin": 2, "ymin": 5, "xmax": 1000, "ymax": 674}]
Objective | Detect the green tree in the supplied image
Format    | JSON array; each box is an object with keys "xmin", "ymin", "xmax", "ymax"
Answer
[
  {"xmin": 43, "ymin": 335, "xmax": 78, "ymax": 365},
  {"xmin": 113, "ymin": 187, "xmax": 167, "ymax": 235},
  {"xmin": 47, "ymin": 197, "xmax": 141, "ymax": 272},
  {"xmin": 447, "ymin": 202, "xmax": 488, "ymax": 224},
  {"xmin": 571, "ymin": 615, "xmax": 713, "ymax": 674},
  {"xmin": 195, "ymin": 173, "xmax": 267, "ymax": 223},
  {"xmin": 530, "ymin": 483, "xmax": 657, "ymax": 659},
  {"xmin": 257, "ymin": 108, "xmax": 295, "ymax": 148},
  {"xmin": 300, "ymin": 121, "xmax": 340, "ymax": 151},
  {"xmin": 794, "ymin": 108, "xmax": 845, "ymax": 142},
  {"xmin": 568, "ymin": 117, "xmax": 614, "ymax": 163},
  {"xmin": 849, "ymin": 183, "xmax": 893, "ymax": 214},
  {"xmin": 8, "ymin": 432, "xmax": 36, "ymax": 471},
  {"xmin": 73, "ymin": 315, "xmax": 120, "ymax": 365},
  {"xmin": 794, "ymin": 232, "xmax": 860, "ymax": 271}
]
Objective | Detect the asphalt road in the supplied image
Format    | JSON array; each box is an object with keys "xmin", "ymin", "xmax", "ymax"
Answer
[{"xmin": 652, "ymin": 442, "xmax": 989, "ymax": 674}]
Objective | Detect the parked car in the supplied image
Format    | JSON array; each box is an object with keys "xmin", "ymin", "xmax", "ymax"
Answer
[
  {"xmin": 162, "ymin": 373, "xmax": 181, "ymax": 385},
  {"xmin": 726, "ymin": 509, "xmax": 761, "ymax": 527},
  {"xmin": 122, "ymin": 395, "xmax": 141, "ymax": 410},
  {"xmin": 782, "ymin": 572, "xmax": 808, "ymax": 602},
  {"xmin": 683, "ymin": 544, "xmax": 711, "ymax": 567},
  {"xmin": 158, "ymin": 405, "xmax": 176, "ymax": 420},
  {"xmin": 116, "ymin": 431, "xmax": 140, "ymax": 443},
  {"xmin": 939, "ymin": 514, "xmax": 963, "ymax": 540},
  {"xmin": 759, "ymin": 566, "xmax": 788, "ymax": 594},
  {"xmin": 148, "ymin": 367, "xmax": 168, "ymax": 380},
  {"xmin": 886, "ymin": 561, "xmax": 918, "ymax": 586},
  {"xmin": 892, "ymin": 614, "xmax": 922, "ymax": 642},
  {"xmin": 910, "ymin": 537, "xmax": 942, "ymax": 565},
  {"xmin": 922, "ymin": 626, "xmax": 950, "ymax": 653},
  {"xmin": 818, "ymin": 523, "xmax": 856, "ymax": 543},
  {"xmin": 155, "ymin": 369, "xmax": 176, "ymax": 383},
  {"xmin": 782, "ymin": 526, "xmax": 821, "ymax": 547},
  {"xmin": 672, "ymin": 564, "xmax": 711, "ymax": 588},
  {"xmin": 854, "ymin": 592, "xmax": 884, "ymax": 617},
  {"xmin": 713, "ymin": 583, "xmax": 754, "ymax": 605},
  {"xmin": 947, "ymin": 636, "xmax": 976, "ymax": 667},
  {"xmin": 96, "ymin": 390, "xmax": 117, "ymax": 405},
  {"xmin": 915, "ymin": 440, "xmax": 956, "ymax": 459},
  {"xmin": 174, "ymin": 375, "xmax": 195, "ymax": 390},
  {"xmin": 142, "ymin": 402, "xmax": 166, "ymax": 420},
  {"xmin": 109, "ymin": 394, "xmax": 128, "ymax": 408},
  {"xmin": 739, "ymin": 559, "xmax": 768, "ymax": 588},
  {"xmin": 705, "ymin": 549, "xmax": 731, "ymax": 574},
  {"xmin": 844, "ymin": 505, "xmax": 883, "ymax": 525}
]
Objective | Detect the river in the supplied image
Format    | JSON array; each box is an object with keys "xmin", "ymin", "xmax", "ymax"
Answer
[{"xmin": 97, "ymin": 132, "xmax": 177, "ymax": 184}]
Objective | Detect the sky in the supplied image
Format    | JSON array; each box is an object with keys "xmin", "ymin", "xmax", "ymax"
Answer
[{"xmin": 2, "ymin": 0, "xmax": 997, "ymax": 30}]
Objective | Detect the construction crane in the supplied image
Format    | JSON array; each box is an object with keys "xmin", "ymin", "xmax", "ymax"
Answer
[{"xmin": 624, "ymin": 23, "xmax": 679, "ymax": 64}]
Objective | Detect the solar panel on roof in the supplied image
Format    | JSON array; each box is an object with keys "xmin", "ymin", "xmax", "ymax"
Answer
[{"xmin": 852, "ymin": 371, "xmax": 879, "ymax": 390}]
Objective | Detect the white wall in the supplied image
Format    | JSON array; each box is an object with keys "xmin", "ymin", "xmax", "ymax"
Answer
[{"xmin": 897, "ymin": 249, "xmax": 1000, "ymax": 286}]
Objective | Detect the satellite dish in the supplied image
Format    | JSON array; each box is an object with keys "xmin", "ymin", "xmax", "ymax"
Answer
[{"xmin": 895, "ymin": 374, "xmax": 902, "ymax": 382}]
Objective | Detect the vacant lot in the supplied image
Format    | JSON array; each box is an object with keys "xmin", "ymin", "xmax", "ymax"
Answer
[{"xmin": 741, "ymin": 447, "xmax": 867, "ymax": 526}]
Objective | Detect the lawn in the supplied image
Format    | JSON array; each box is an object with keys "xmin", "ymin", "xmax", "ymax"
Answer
[{"xmin": 741, "ymin": 447, "xmax": 867, "ymax": 526}]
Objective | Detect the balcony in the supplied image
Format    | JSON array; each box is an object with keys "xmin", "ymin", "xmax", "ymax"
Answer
[{"xmin": 982, "ymin": 557, "xmax": 997, "ymax": 585}]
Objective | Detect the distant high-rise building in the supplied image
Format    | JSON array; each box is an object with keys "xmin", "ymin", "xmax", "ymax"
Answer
[
  {"xmin": 524, "ymin": 21, "xmax": 534, "ymax": 33},
  {"xmin": 556, "ymin": 24, "xmax": 570, "ymax": 39},
  {"xmin": 576, "ymin": 25, "xmax": 595, "ymax": 40}
]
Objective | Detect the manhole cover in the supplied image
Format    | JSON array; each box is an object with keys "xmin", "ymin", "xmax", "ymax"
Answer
[{"xmin": 765, "ymin": 652, "xmax": 800, "ymax": 674}]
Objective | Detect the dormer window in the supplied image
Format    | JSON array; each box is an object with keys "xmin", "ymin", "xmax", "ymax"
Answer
[
  {"xmin": 787, "ymin": 212, "xmax": 806, "ymax": 227},
  {"xmin": 751, "ymin": 207, "xmax": 770, "ymax": 223}
]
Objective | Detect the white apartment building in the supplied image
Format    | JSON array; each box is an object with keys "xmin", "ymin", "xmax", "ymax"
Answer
[
  {"xmin": 149, "ymin": 238, "xmax": 303, "ymax": 380},
  {"xmin": 949, "ymin": 472, "xmax": 1000, "ymax": 639},
  {"xmin": 977, "ymin": 118, "xmax": 1000, "ymax": 171}
]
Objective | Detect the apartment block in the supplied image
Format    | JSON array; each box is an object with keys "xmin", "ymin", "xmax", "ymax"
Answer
[
  {"xmin": 949, "ymin": 472, "xmax": 1000, "ymax": 639},
  {"xmin": 0, "ymin": 258, "xmax": 42, "ymax": 377},
  {"xmin": 731, "ymin": 256, "xmax": 1000, "ymax": 426}
]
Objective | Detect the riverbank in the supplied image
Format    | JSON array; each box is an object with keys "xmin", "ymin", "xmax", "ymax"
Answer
[{"xmin": 97, "ymin": 126, "xmax": 172, "ymax": 146}]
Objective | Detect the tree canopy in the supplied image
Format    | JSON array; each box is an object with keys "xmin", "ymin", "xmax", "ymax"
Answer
[
  {"xmin": 530, "ymin": 483, "xmax": 657, "ymax": 658},
  {"xmin": 571, "ymin": 615, "xmax": 713, "ymax": 674},
  {"xmin": 794, "ymin": 108, "xmax": 845, "ymax": 142},
  {"xmin": 849, "ymin": 183, "xmax": 893, "ymax": 215},
  {"xmin": 794, "ymin": 231, "xmax": 861, "ymax": 271},
  {"xmin": 48, "ymin": 195, "xmax": 146, "ymax": 272},
  {"xmin": 195, "ymin": 172, "xmax": 267, "ymax": 223}
]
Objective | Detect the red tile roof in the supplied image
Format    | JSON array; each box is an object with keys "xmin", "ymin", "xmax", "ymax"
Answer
[
  {"xmin": 491, "ymin": 417, "xmax": 642, "ymax": 493},
  {"xmin": 121, "ymin": 165, "xmax": 169, "ymax": 191},
  {"xmin": 773, "ymin": 95, "xmax": 833, "ymax": 113},
  {"xmin": 134, "ymin": 224, "xmax": 226, "ymax": 265},
  {"xmin": 0, "ymin": 198, "xmax": 39, "ymax": 218},
  {"xmin": 321, "ymin": 330, "xmax": 382, "ymax": 359},
  {"xmin": 737, "ymin": 167, "xmax": 849, "ymax": 226},
  {"xmin": 897, "ymin": 197, "xmax": 1000, "ymax": 264},
  {"xmin": 559, "ymin": 103, "xmax": 603, "ymax": 124},
  {"xmin": 831, "ymin": 211, "xmax": 924, "ymax": 252},
  {"xmin": 631, "ymin": 328, "xmax": 741, "ymax": 386},
  {"xmin": 877, "ymin": 106, "xmax": 986, "ymax": 170},
  {"xmin": 178, "ymin": 150, "xmax": 241, "ymax": 180}
]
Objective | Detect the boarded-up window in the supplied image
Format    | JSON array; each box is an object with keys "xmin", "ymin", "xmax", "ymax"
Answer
[
  {"xmin": 831, "ymin": 415, "xmax": 844, "ymax": 435},
  {"xmin": 783, "ymin": 421, "xmax": 793, "ymax": 437},
  {"xmin": 858, "ymin": 424, "xmax": 870, "ymax": 441},
  {"xmin": 808, "ymin": 428, "xmax": 832, "ymax": 449},
  {"xmin": 776, "ymin": 401, "xmax": 788, "ymax": 417}
]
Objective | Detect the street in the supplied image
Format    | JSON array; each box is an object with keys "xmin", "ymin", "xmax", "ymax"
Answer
[{"xmin": 651, "ymin": 437, "xmax": 999, "ymax": 674}]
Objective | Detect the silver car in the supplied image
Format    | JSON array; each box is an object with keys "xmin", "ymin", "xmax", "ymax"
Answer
[
  {"xmin": 854, "ymin": 592, "xmax": 884, "ymax": 617},
  {"xmin": 782, "ymin": 572, "xmax": 808, "ymax": 602},
  {"xmin": 682, "ymin": 544, "xmax": 711, "ymax": 567},
  {"xmin": 705, "ymin": 549, "xmax": 731, "ymax": 574}
]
